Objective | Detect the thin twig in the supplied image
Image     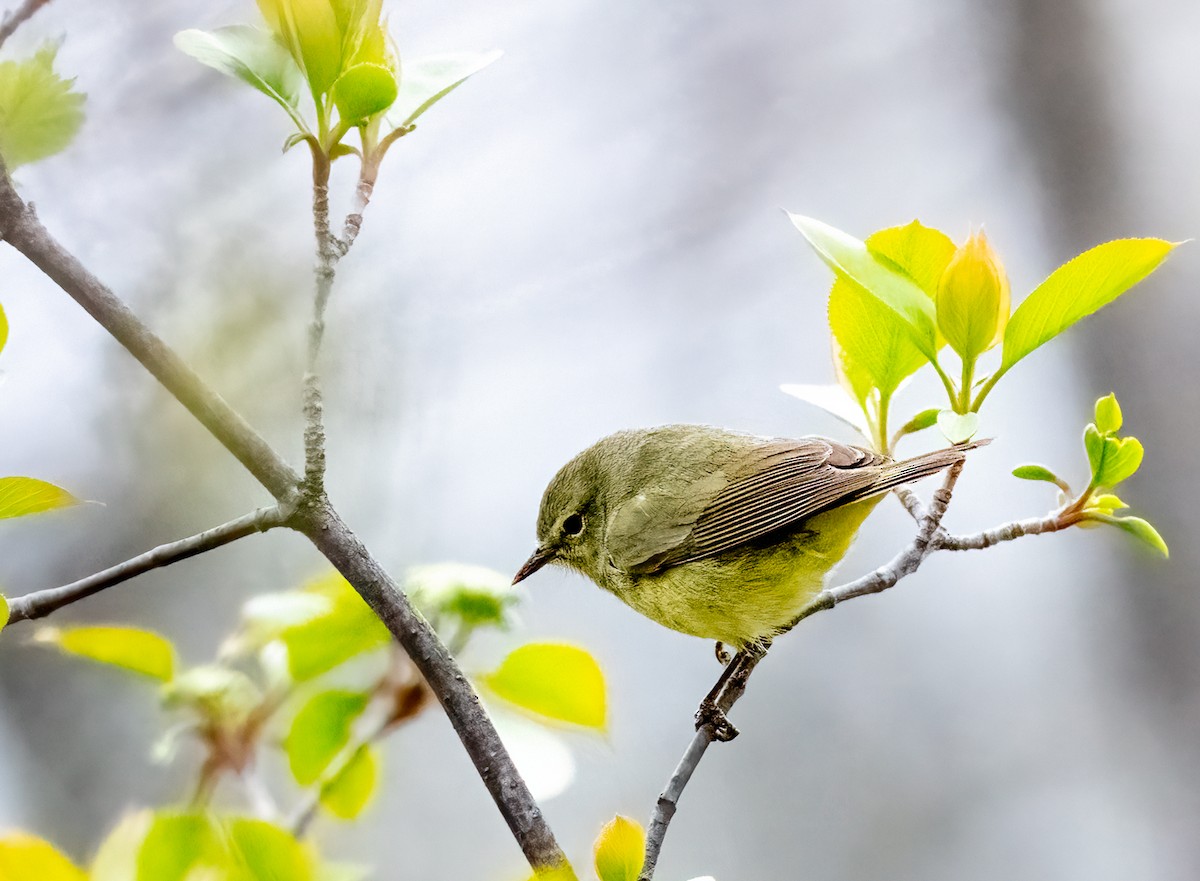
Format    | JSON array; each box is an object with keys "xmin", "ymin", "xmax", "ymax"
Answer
[
  {"xmin": 4, "ymin": 506, "xmax": 285, "ymax": 624},
  {"xmin": 934, "ymin": 514, "xmax": 1062, "ymax": 550},
  {"xmin": 302, "ymin": 157, "xmax": 336, "ymax": 496},
  {"xmin": 0, "ymin": 0, "xmax": 50, "ymax": 49}
]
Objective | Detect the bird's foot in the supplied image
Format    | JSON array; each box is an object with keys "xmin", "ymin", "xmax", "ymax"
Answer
[
  {"xmin": 713, "ymin": 641, "xmax": 732, "ymax": 665},
  {"xmin": 695, "ymin": 699, "xmax": 739, "ymax": 742}
]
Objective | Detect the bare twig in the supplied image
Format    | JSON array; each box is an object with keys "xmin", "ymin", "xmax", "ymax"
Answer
[
  {"xmin": 302, "ymin": 157, "xmax": 336, "ymax": 496},
  {"xmin": 0, "ymin": 0, "xmax": 50, "ymax": 49},
  {"xmin": 934, "ymin": 514, "xmax": 1062, "ymax": 550},
  {"xmin": 4, "ymin": 506, "xmax": 286, "ymax": 624}
]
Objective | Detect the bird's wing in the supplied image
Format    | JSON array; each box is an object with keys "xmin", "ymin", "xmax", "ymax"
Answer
[{"xmin": 607, "ymin": 438, "xmax": 901, "ymax": 575}]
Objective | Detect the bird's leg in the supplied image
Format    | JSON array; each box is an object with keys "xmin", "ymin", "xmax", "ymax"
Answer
[
  {"xmin": 694, "ymin": 639, "xmax": 771, "ymax": 743},
  {"xmin": 714, "ymin": 641, "xmax": 732, "ymax": 665}
]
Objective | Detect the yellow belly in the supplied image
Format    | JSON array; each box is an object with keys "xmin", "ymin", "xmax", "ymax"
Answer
[{"xmin": 617, "ymin": 498, "xmax": 880, "ymax": 648}]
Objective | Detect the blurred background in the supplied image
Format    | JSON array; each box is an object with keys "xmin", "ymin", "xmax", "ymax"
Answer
[{"xmin": 0, "ymin": 0, "xmax": 1198, "ymax": 878}]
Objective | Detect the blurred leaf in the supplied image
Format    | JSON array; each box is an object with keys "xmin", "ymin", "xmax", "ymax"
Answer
[
  {"xmin": 0, "ymin": 44, "xmax": 85, "ymax": 169},
  {"xmin": 1012, "ymin": 464, "xmax": 1063, "ymax": 485},
  {"xmin": 0, "ymin": 832, "xmax": 87, "ymax": 881},
  {"xmin": 1096, "ymin": 436, "xmax": 1144, "ymax": 487},
  {"xmin": 320, "ymin": 745, "xmax": 379, "ymax": 819},
  {"xmin": 0, "ymin": 594, "xmax": 8, "ymax": 634},
  {"xmin": 100, "ymin": 812, "xmax": 225, "ymax": 881},
  {"xmin": 240, "ymin": 590, "xmax": 334, "ymax": 645},
  {"xmin": 1094, "ymin": 393, "xmax": 1122, "ymax": 434},
  {"xmin": 174, "ymin": 27, "xmax": 305, "ymax": 123},
  {"xmin": 332, "ymin": 62, "xmax": 396, "ymax": 122},
  {"xmin": 285, "ymin": 690, "xmax": 370, "ymax": 785},
  {"xmin": 895, "ymin": 407, "xmax": 940, "ymax": 439},
  {"xmin": 0, "ymin": 476, "xmax": 78, "ymax": 519},
  {"xmin": 386, "ymin": 50, "xmax": 503, "ymax": 129},
  {"xmin": 1085, "ymin": 513, "xmax": 1168, "ymax": 558},
  {"xmin": 1002, "ymin": 239, "xmax": 1176, "ymax": 372},
  {"xmin": 37, "ymin": 625, "xmax": 175, "ymax": 681},
  {"xmin": 936, "ymin": 410, "xmax": 979, "ymax": 444},
  {"xmin": 778, "ymin": 383, "xmax": 869, "ymax": 434},
  {"xmin": 491, "ymin": 708, "xmax": 577, "ymax": 801},
  {"xmin": 482, "ymin": 642, "xmax": 606, "ymax": 730},
  {"xmin": 163, "ymin": 665, "xmax": 261, "ymax": 726},
  {"xmin": 593, "ymin": 816, "xmax": 645, "ymax": 881},
  {"xmin": 279, "ymin": 572, "xmax": 391, "ymax": 681},
  {"xmin": 788, "ymin": 213, "xmax": 938, "ymax": 359},
  {"xmin": 227, "ymin": 817, "xmax": 315, "ymax": 881},
  {"xmin": 0, "ymin": 302, "xmax": 8, "ymax": 355},
  {"xmin": 936, "ymin": 230, "xmax": 1010, "ymax": 361},
  {"xmin": 407, "ymin": 562, "xmax": 518, "ymax": 631},
  {"xmin": 314, "ymin": 863, "xmax": 371, "ymax": 881}
]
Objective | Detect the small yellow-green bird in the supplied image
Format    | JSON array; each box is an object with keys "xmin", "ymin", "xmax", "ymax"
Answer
[{"xmin": 513, "ymin": 424, "xmax": 973, "ymax": 650}]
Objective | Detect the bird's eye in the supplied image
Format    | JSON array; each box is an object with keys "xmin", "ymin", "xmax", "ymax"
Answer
[{"xmin": 562, "ymin": 513, "xmax": 584, "ymax": 536}]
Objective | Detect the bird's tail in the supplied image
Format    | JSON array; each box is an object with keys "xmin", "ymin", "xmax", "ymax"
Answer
[{"xmin": 869, "ymin": 438, "xmax": 989, "ymax": 498}]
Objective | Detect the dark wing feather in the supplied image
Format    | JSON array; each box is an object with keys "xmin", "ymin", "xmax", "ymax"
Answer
[{"xmin": 621, "ymin": 438, "xmax": 962, "ymax": 574}]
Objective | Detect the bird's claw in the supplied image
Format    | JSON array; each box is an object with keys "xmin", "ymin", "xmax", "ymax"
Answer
[{"xmin": 695, "ymin": 699, "xmax": 739, "ymax": 742}]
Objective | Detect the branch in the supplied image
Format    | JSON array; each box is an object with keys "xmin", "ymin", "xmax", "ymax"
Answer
[
  {"xmin": 302, "ymin": 155, "xmax": 336, "ymax": 496},
  {"xmin": 934, "ymin": 513, "xmax": 1062, "ymax": 550},
  {"xmin": 0, "ymin": 0, "xmax": 50, "ymax": 49},
  {"xmin": 0, "ymin": 166, "xmax": 301, "ymax": 501},
  {"xmin": 4, "ymin": 506, "xmax": 285, "ymax": 624}
]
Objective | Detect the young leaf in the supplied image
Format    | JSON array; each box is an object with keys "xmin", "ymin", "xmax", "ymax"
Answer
[
  {"xmin": 0, "ymin": 44, "xmax": 86, "ymax": 170},
  {"xmin": 0, "ymin": 476, "xmax": 78, "ymax": 519},
  {"xmin": 1095, "ymin": 436, "xmax": 1144, "ymax": 487},
  {"xmin": 1084, "ymin": 424, "xmax": 1104, "ymax": 475},
  {"xmin": 936, "ymin": 410, "xmax": 979, "ymax": 444},
  {"xmin": 37, "ymin": 625, "xmax": 175, "ymax": 681},
  {"xmin": 174, "ymin": 27, "xmax": 306, "ymax": 125},
  {"xmin": 788, "ymin": 213, "xmax": 938, "ymax": 359},
  {"xmin": 828, "ymin": 274, "xmax": 927, "ymax": 400},
  {"xmin": 0, "ymin": 302, "xmax": 8, "ymax": 355},
  {"xmin": 285, "ymin": 690, "xmax": 370, "ymax": 785},
  {"xmin": 936, "ymin": 230, "xmax": 1010, "ymax": 361},
  {"xmin": 387, "ymin": 50, "xmax": 503, "ymax": 129},
  {"xmin": 1012, "ymin": 464, "xmax": 1064, "ymax": 485},
  {"xmin": 162, "ymin": 665, "xmax": 261, "ymax": 726},
  {"xmin": 0, "ymin": 832, "xmax": 87, "ymax": 881},
  {"xmin": 278, "ymin": 572, "xmax": 391, "ymax": 680},
  {"xmin": 320, "ymin": 745, "xmax": 379, "ymax": 819},
  {"xmin": 92, "ymin": 811, "xmax": 225, "ymax": 881},
  {"xmin": 226, "ymin": 818, "xmax": 315, "ymax": 881},
  {"xmin": 481, "ymin": 642, "xmax": 606, "ymax": 730},
  {"xmin": 778, "ymin": 383, "xmax": 869, "ymax": 434},
  {"xmin": 332, "ymin": 62, "xmax": 397, "ymax": 123},
  {"xmin": 406, "ymin": 563, "xmax": 517, "ymax": 631},
  {"xmin": 1094, "ymin": 393, "xmax": 1122, "ymax": 434},
  {"xmin": 259, "ymin": 0, "xmax": 343, "ymax": 97},
  {"xmin": 1089, "ymin": 493, "xmax": 1128, "ymax": 513},
  {"xmin": 1002, "ymin": 238, "xmax": 1176, "ymax": 372},
  {"xmin": 1085, "ymin": 513, "xmax": 1168, "ymax": 558},
  {"xmin": 865, "ymin": 220, "xmax": 956, "ymax": 297},
  {"xmin": 895, "ymin": 407, "xmax": 940, "ymax": 438},
  {"xmin": 593, "ymin": 815, "xmax": 645, "ymax": 881}
]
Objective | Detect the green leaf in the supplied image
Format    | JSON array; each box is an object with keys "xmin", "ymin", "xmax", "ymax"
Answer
[
  {"xmin": 0, "ymin": 832, "xmax": 87, "ymax": 881},
  {"xmin": 1095, "ymin": 436, "xmax": 1144, "ymax": 487},
  {"xmin": 0, "ymin": 302, "xmax": 8, "ymax": 356},
  {"xmin": 1090, "ymin": 493, "xmax": 1127, "ymax": 512},
  {"xmin": 285, "ymin": 690, "xmax": 370, "ymax": 785},
  {"xmin": 37, "ymin": 625, "xmax": 175, "ymax": 681},
  {"xmin": 866, "ymin": 220, "xmax": 957, "ymax": 296},
  {"xmin": 174, "ymin": 26, "xmax": 305, "ymax": 126},
  {"xmin": 265, "ymin": 0, "xmax": 344, "ymax": 96},
  {"xmin": 1094, "ymin": 393, "xmax": 1122, "ymax": 434},
  {"xmin": 278, "ymin": 572, "xmax": 391, "ymax": 681},
  {"xmin": 1012, "ymin": 464, "xmax": 1063, "ymax": 485},
  {"xmin": 1084, "ymin": 424, "xmax": 1105, "ymax": 475},
  {"xmin": 936, "ymin": 410, "xmax": 979, "ymax": 444},
  {"xmin": 0, "ymin": 44, "xmax": 86, "ymax": 170},
  {"xmin": 0, "ymin": 594, "xmax": 8, "ymax": 634},
  {"xmin": 386, "ymin": 50, "xmax": 503, "ymax": 129},
  {"xmin": 481, "ymin": 642, "xmax": 606, "ymax": 730},
  {"xmin": 406, "ymin": 562, "xmax": 518, "ymax": 631},
  {"xmin": 593, "ymin": 815, "xmax": 645, "ymax": 881},
  {"xmin": 320, "ymin": 745, "xmax": 379, "ymax": 819},
  {"xmin": 0, "ymin": 476, "xmax": 79, "ymax": 519},
  {"xmin": 162, "ymin": 665, "xmax": 261, "ymax": 726},
  {"xmin": 227, "ymin": 817, "xmax": 315, "ymax": 881},
  {"xmin": 789, "ymin": 213, "xmax": 939, "ymax": 360},
  {"xmin": 332, "ymin": 62, "xmax": 397, "ymax": 123},
  {"xmin": 895, "ymin": 407, "xmax": 941, "ymax": 438},
  {"xmin": 828, "ymin": 275, "xmax": 928, "ymax": 400},
  {"xmin": 936, "ymin": 230, "xmax": 1010, "ymax": 362},
  {"xmin": 1002, "ymin": 238, "xmax": 1176, "ymax": 372},
  {"xmin": 779, "ymin": 383, "xmax": 869, "ymax": 434},
  {"xmin": 1085, "ymin": 513, "xmax": 1169, "ymax": 558}
]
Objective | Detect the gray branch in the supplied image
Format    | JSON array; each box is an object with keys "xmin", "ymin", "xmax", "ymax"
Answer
[
  {"xmin": 4, "ymin": 506, "xmax": 285, "ymax": 624},
  {"xmin": 0, "ymin": 0, "xmax": 50, "ymax": 49}
]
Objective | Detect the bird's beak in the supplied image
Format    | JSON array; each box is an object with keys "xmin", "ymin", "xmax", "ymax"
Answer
[{"xmin": 512, "ymin": 546, "xmax": 555, "ymax": 585}]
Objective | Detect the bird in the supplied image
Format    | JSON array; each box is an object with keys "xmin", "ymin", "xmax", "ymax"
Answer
[{"xmin": 513, "ymin": 424, "xmax": 976, "ymax": 652}]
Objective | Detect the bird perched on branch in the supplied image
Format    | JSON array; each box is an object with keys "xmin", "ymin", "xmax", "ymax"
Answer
[{"xmin": 514, "ymin": 424, "xmax": 979, "ymax": 651}]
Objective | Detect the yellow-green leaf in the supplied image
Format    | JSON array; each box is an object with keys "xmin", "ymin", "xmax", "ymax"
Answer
[
  {"xmin": 593, "ymin": 816, "xmax": 645, "ymax": 881},
  {"xmin": 1012, "ymin": 464, "xmax": 1064, "ymax": 486},
  {"xmin": 406, "ymin": 562, "xmax": 517, "ymax": 631},
  {"xmin": 37, "ymin": 625, "xmax": 175, "ymax": 681},
  {"xmin": 789, "ymin": 213, "xmax": 939, "ymax": 360},
  {"xmin": 332, "ymin": 62, "xmax": 396, "ymax": 123},
  {"xmin": 279, "ymin": 572, "xmax": 391, "ymax": 681},
  {"xmin": 174, "ymin": 26, "xmax": 305, "ymax": 123},
  {"xmin": 386, "ymin": 50, "xmax": 503, "ymax": 129},
  {"xmin": 482, "ymin": 642, "xmax": 606, "ymax": 729},
  {"xmin": 0, "ymin": 302, "xmax": 8, "ymax": 355},
  {"xmin": 1094, "ymin": 393, "xmax": 1122, "ymax": 434},
  {"xmin": 0, "ymin": 594, "xmax": 8, "ymax": 634},
  {"xmin": 1086, "ymin": 513, "xmax": 1168, "ymax": 558},
  {"xmin": 262, "ymin": 0, "xmax": 343, "ymax": 96},
  {"xmin": 1002, "ymin": 238, "xmax": 1176, "ymax": 372},
  {"xmin": 285, "ymin": 690, "xmax": 369, "ymax": 785},
  {"xmin": 867, "ymin": 220, "xmax": 957, "ymax": 296},
  {"xmin": 0, "ymin": 832, "xmax": 87, "ymax": 881},
  {"xmin": 1095, "ymin": 436, "xmax": 1144, "ymax": 487},
  {"xmin": 0, "ymin": 476, "xmax": 79, "ymax": 519},
  {"xmin": 162, "ymin": 665, "xmax": 261, "ymax": 726},
  {"xmin": 936, "ymin": 410, "xmax": 979, "ymax": 444},
  {"xmin": 936, "ymin": 230, "xmax": 1010, "ymax": 361},
  {"xmin": 320, "ymin": 745, "xmax": 379, "ymax": 819},
  {"xmin": 0, "ymin": 44, "xmax": 85, "ymax": 170},
  {"xmin": 227, "ymin": 817, "xmax": 315, "ymax": 881}
]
